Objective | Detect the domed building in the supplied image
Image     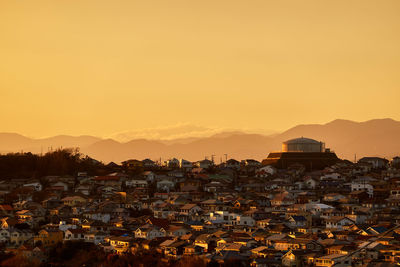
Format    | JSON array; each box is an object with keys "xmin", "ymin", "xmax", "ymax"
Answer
[
  {"xmin": 262, "ymin": 137, "xmax": 339, "ymax": 170},
  {"xmin": 282, "ymin": 137, "xmax": 325, "ymax": 153}
]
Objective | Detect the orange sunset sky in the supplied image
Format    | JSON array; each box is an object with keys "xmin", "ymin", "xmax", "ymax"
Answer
[{"xmin": 1, "ymin": 0, "xmax": 399, "ymax": 138}]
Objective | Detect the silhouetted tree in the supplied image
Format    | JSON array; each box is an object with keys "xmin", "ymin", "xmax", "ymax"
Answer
[{"xmin": 0, "ymin": 149, "xmax": 106, "ymax": 180}]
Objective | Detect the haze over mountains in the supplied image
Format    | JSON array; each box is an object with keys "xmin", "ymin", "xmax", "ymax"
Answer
[
  {"xmin": 1, "ymin": 119, "xmax": 399, "ymax": 163},
  {"xmin": 110, "ymin": 124, "xmax": 277, "ymax": 142}
]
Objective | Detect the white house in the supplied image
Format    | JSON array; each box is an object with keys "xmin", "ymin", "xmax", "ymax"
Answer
[
  {"xmin": 84, "ymin": 232, "xmax": 106, "ymax": 245},
  {"xmin": 351, "ymin": 182, "xmax": 373, "ymax": 198},
  {"xmin": 325, "ymin": 217, "xmax": 355, "ymax": 230},
  {"xmin": 209, "ymin": 211, "xmax": 255, "ymax": 226},
  {"xmin": 135, "ymin": 225, "xmax": 166, "ymax": 240},
  {"xmin": 64, "ymin": 229, "xmax": 85, "ymax": 242}
]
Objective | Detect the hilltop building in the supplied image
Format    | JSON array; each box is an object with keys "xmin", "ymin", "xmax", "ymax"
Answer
[{"xmin": 262, "ymin": 137, "xmax": 339, "ymax": 170}]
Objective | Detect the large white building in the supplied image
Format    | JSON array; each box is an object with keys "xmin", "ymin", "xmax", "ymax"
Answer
[{"xmin": 282, "ymin": 137, "xmax": 326, "ymax": 153}]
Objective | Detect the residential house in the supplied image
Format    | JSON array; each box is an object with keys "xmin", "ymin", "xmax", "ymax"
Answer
[
  {"xmin": 358, "ymin": 157, "xmax": 389, "ymax": 169},
  {"xmin": 34, "ymin": 229, "xmax": 63, "ymax": 247},
  {"xmin": 9, "ymin": 229, "xmax": 33, "ymax": 246},
  {"xmin": 325, "ymin": 217, "xmax": 355, "ymax": 230},
  {"xmin": 64, "ymin": 229, "xmax": 86, "ymax": 242},
  {"xmin": 135, "ymin": 225, "xmax": 166, "ymax": 240}
]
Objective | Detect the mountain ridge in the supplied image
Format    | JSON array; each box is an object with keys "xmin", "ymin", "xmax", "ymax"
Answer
[{"xmin": 0, "ymin": 118, "xmax": 399, "ymax": 163}]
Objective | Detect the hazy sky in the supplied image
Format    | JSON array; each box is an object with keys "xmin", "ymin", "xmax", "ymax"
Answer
[{"xmin": 1, "ymin": 0, "xmax": 399, "ymax": 138}]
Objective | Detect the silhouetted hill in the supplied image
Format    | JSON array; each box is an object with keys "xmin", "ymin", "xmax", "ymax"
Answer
[
  {"xmin": 0, "ymin": 134, "xmax": 101, "ymax": 154},
  {"xmin": 80, "ymin": 118, "xmax": 400, "ymax": 162},
  {"xmin": 1, "ymin": 118, "xmax": 399, "ymax": 163},
  {"xmin": 276, "ymin": 118, "xmax": 400, "ymax": 161},
  {"xmin": 0, "ymin": 133, "xmax": 33, "ymax": 152}
]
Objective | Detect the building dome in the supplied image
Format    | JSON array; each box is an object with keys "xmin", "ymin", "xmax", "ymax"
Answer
[
  {"xmin": 283, "ymin": 137, "xmax": 321, "ymax": 145},
  {"xmin": 282, "ymin": 137, "xmax": 325, "ymax": 152}
]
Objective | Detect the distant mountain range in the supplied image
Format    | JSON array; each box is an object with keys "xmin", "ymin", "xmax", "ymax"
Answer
[{"xmin": 1, "ymin": 118, "xmax": 399, "ymax": 163}]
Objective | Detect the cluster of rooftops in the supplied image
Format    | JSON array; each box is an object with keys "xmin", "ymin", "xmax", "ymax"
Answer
[{"xmin": 0, "ymin": 152, "xmax": 400, "ymax": 266}]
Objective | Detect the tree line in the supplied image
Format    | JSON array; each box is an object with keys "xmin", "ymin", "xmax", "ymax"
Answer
[{"xmin": 0, "ymin": 149, "xmax": 109, "ymax": 179}]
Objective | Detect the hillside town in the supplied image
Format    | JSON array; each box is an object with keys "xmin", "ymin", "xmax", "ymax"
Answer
[{"xmin": 1, "ymin": 145, "xmax": 400, "ymax": 266}]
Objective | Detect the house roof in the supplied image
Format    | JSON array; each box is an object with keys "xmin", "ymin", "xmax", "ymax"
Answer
[{"xmin": 181, "ymin": 204, "xmax": 197, "ymax": 210}]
